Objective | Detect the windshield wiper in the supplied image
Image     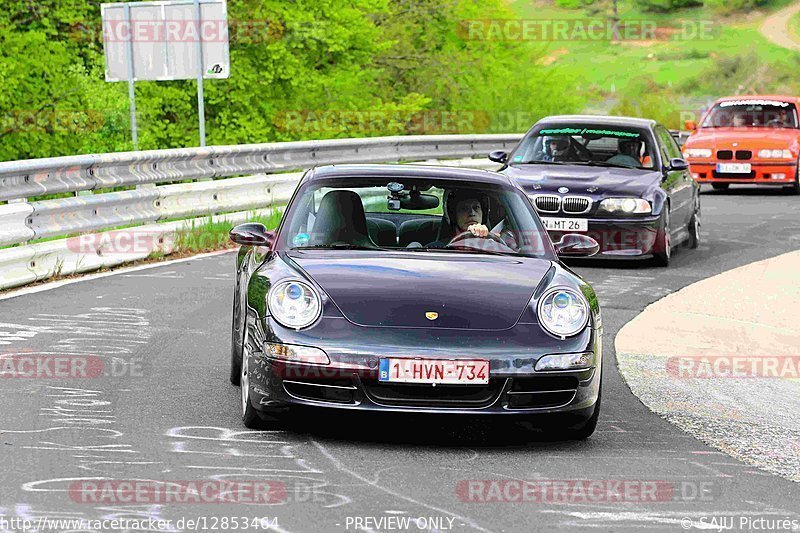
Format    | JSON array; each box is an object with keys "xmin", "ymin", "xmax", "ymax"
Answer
[
  {"xmin": 421, "ymin": 246, "xmax": 518, "ymax": 257},
  {"xmin": 291, "ymin": 244, "xmax": 385, "ymax": 251},
  {"xmin": 570, "ymin": 161, "xmax": 642, "ymax": 170},
  {"xmin": 517, "ymin": 160, "xmax": 570, "ymax": 165}
]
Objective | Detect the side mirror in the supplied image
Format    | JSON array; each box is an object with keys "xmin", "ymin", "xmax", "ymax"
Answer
[
  {"xmin": 555, "ymin": 234, "xmax": 599, "ymax": 258},
  {"xmin": 684, "ymin": 120, "xmax": 697, "ymax": 131},
  {"xmin": 488, "ymin": 150, "xmax": 508, "ymax": 164},
  {"xmin": 230, "ymin": 223, "xmax": 275, "ymax": 248},
  {"xmin": 668, "ymin": 158, "xmax": 689, "ymax": 171}
]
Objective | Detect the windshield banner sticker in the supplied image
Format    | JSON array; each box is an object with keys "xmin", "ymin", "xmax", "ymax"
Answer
[
  {"xmin": 538, "ymin": 127, "xmax": 640, "ymax": 138},
  {"xmin": 719, "ymin": 100, "xmax": 791, "ymax": 108}
]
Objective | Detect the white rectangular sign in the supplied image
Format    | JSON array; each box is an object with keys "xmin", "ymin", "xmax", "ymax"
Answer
[{"xmin": 101, "ymin": 0, "xmax": 229, "ymax": 82}]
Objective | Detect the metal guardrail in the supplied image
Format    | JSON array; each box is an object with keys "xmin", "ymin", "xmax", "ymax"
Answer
[
  {"xmin": 16, "ymin": 173, "xmax": 302, "ymax": 244},
  {"xmin": 0, "ymin": 160, "xmax": 501, "ymax": 291},
  {"xmin": 0, "ymin": 134, "xmax": 521, "ymax": 248},
  {"xmin": 0, "ymin": 134, "xmax": 522, "ymax": 202},
  {"xmin": 0, "ymin": 207, "xmax": 282, "ymax": 291},
  {"xmin": 0, "ymin": 130, "xmax": 690, "ymax": 291}
]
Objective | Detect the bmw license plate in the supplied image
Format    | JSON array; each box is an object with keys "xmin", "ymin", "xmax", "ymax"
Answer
[
  {"xmin": 716, "ymin": 163, "xmax": 751, "ymax": 174},
  {"xmin": 379, "ymin": 358, "xmax": 489, "ymax": 385},
  {"xmin": 541, "ymin": 217, "xmax": 588, "ymax": 232}
]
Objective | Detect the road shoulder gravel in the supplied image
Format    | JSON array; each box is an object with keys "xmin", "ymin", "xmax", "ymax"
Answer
[{"xmin": 615, "ymin": 250, "xmax": 800, "ymax": 482}]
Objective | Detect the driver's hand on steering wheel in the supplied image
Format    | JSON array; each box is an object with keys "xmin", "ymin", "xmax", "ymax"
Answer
[{"xmin": 466, "ymin": 224, "xmax": 490, "ymax": 238}]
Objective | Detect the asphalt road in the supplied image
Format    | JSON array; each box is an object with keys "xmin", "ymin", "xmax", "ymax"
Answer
[{"xmin": 1, "ymin": 185, "xmax": 799, "ymax": 533}]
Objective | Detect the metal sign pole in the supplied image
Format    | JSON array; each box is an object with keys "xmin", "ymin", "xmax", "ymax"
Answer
[
  {"xmin": 124, "ymin": 3, "xmax": 139, "ymax": 150},
  {"xmin": 194, "ymin": 0, "xmax": 206, "ymax": 147}
]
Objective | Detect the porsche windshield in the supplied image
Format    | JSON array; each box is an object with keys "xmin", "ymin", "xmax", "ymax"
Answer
[
  {"xmin": 701, "ymin": 100, "xmax": 799, "ymax": 128},
  {"xmin": 510, "ymin": 125, "xmax": 656, "ymax": 169},
  {"xmin": 278, "ymin": 178, "xmax": 550, "ymax": 258}
]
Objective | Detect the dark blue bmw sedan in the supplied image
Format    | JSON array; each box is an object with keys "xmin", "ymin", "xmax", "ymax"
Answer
[
  {"xmin": 228, "ymin": 164, "xmax": 603, "ymax": 438},
  {"xmin": 489, "ymin": 115, "xmax": 701, "ymax": 266}
]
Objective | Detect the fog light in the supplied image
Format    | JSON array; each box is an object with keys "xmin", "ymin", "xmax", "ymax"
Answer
[
  {"xmin": 265, "ymin": 343, "xmax": 330, "ymax": 365},
  {"xmin": 691, "ymin": 173, "xmax": 700, "ymax": 180},
  {"xmin": 772, "ymin": 173, "xmax": 786, "ymax": 180},
  {"xmin": 535, "ymin": 352, "xmax": 594, "ymax": 371}
]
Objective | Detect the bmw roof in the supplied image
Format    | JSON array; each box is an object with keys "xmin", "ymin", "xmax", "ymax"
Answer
[{"xmin": 534, "ymin": 115, "xmax": 658, "ymax": 128}]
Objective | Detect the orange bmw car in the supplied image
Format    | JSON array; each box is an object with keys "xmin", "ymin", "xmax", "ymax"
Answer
[{"xmin": 683, "ymin": 95, "xmax": 800, "ymax": 193}]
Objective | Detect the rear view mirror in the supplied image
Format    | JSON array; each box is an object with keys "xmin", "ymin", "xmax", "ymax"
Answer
[
  {"xmin": 488, "ymin": 150, "xmax": 508, "ymax": 164},
  {"xmin": 230, "ymin": 223, "xmax": 275, "ymax": 248},
  {"xmin": 388, "ymin": 191, "xmax": 440, "ymax": 211},
  {"xmin": 555, "ymin": 234, "xmax": 599, "ymax": 257}
]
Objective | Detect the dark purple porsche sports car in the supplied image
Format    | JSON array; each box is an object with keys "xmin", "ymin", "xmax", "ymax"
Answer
[
  {"xmin": 228, "ymin": 164, "xmax": 603, "ymax": 439},
  {"xmin": 489, "ymin": 115, "xmax": 701, "ymax": 266}
]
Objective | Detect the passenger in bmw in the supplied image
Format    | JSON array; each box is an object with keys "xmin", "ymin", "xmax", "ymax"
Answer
[{"xmin": 606, "ymin": 139, "xmax": 643, "ymax": 168}]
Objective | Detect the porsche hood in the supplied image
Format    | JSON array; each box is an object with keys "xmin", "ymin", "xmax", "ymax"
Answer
[{"xmin": 285, "ymin": 251, "xmax": 552, "ymax": 330}]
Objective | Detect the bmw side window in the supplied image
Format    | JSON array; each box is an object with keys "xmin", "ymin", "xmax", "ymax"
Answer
[
  {"xmin": 655, "ymin": 128, "xmax": 672, "ymax": 168},
  {"xmin": 657, "ymin": 126, "xmax": 681, "ymax": 160},
  {"xmin": 664, "ymin": 128, "xmax": 683, "ymax": 160}
]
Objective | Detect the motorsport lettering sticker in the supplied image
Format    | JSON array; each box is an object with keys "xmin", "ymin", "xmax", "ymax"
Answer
[
  {"xmin": 719, "ymin": 99, "xmax": 791, "ymax": 108},
  {"xmin": 538, "ymin": 127, "xmax": 641, "ymax": 138}
]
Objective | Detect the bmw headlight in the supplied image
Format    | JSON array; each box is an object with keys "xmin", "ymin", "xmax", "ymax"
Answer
[
  {"xmin": 684, "ymin": 148, "xmax": 711, "ymax": 158},
  {"xmin": 267, "ymin": 280, "xmax": 321, "ymax": 330},
  {"xmin": 537, "ymin": 288, "xmax": 590, "ymax": 339},
  {"xmin": 598, "ymin": 198, "xmax": 651, "ymax": 214},
  {"xmin": 757, "ymin": 149, "xmax": 792, "ymax": 159}
]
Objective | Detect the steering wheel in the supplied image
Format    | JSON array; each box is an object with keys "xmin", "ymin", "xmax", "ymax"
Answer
[
  {"xmin": 447, "ymin": 231, "xmax": 512, "ymax": 250},
  {"xmin": 766, "ymin": 119, "xmax": 784, "ymax": 128}
]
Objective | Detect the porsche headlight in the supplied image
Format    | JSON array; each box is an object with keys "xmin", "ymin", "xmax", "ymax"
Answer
[
  {"xmin": 757, "ymin": 149, "xmax": 792, "ymax": 159},
  {"xmin": 684, "ymin": 148, "xmax": 711, "ymax": 158},
  {"xmin": 598, "ymin": 198, "xmax": 651, "ymax": 214},
  {"xmin": 268, "ymin": 280, "xmax": 321, "ymax": 330},
  {"xmin": 537, "ymin": 288, "xmax": 590, "ymax": 339},
  {"xmin": 535, "ymin": 352, "xmax": 594, "ymax": 371},
  {"xmin": 266, "ymin": 343, "xmax": 330, "ymax": 364}
]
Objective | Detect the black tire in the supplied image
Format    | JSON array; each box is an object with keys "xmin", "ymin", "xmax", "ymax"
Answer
[
  {"xmin": 240, "ymin": 330, "xmax": 283, "ymax": 429},
  {"xmin": 785, "ymin": 163, "xmax": 800, "ymax": 195},
  {"xmin": 711, "ymin": 183, "xmax": 729, "ymax": 191},
  {"xmin": 652, "ymin": 208, "xmax": 671, "ymax": 267},
  {"xmin": 686, "ymin": 199, "xmax": 701, "ymax": 250},
  {"xmin": 561, "ymin": 381, "xmax": 602, "ymax": 440},
  {"xmin": 241, "ymin": 344, "xmax": 263, "ymax": 429},
  {"xmin": 229, "ymin": 273, "xmax": 244, "ymax": 385}
]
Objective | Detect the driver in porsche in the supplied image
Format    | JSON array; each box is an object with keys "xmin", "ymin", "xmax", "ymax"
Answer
[{"xmin": 422, "ymin": 190, "xmax": 517, "ymax": 249}]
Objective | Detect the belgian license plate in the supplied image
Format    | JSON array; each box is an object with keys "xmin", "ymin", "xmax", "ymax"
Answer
[
  {"xmin": 379, "ymin": 358, "xmax": 489, "ymax": 385},
  {"xmin": 716, "ymin": 163, "xmax": 751, "ymax": 174},
  {"xmin": 541, "ymin": 217, "xmax": 588, "ymax": 232}
]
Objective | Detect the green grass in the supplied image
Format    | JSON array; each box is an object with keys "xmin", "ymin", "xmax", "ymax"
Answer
[
  {"xmin": 505, "ymin": 0, "xmax": 800, "ymax": 127},
  {"xmin": 170, "ymin": 210, "xmax": 283, "ymax": 256},
  {"xmin": 790, "ymin": 8, "xmax": 800, "ymax": 39}
]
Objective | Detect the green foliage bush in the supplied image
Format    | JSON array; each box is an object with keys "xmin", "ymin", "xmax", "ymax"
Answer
[
  {"xmin": 610, "ymin": 77, "xmax": 683, "ymax": 129},
  {"xmin": 638, "ymin": 0, "xmax": 703, "ymax": 12},
  {"xmin": 0, "ymin": 0, "xmax": 583, "ymax": 162},
  {"xmin": 702, "ymin": 0, "xmax": 770, "ymax": 13}
]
